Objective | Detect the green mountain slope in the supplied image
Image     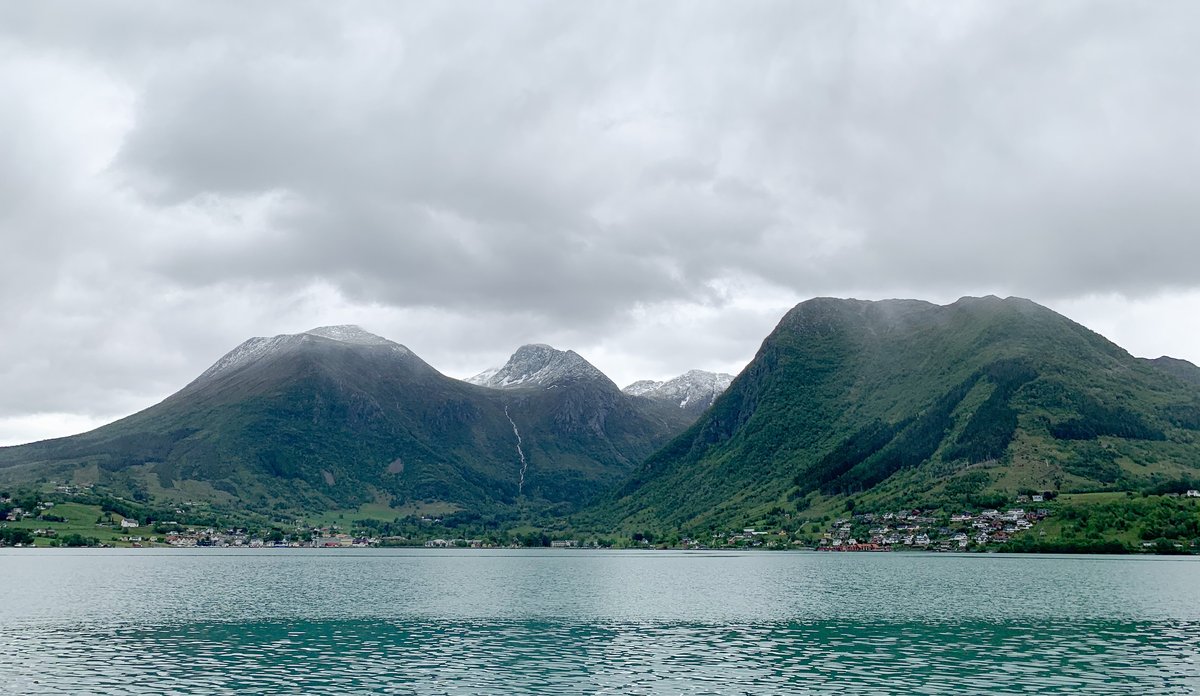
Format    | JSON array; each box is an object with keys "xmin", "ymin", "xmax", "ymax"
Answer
[
  {"xmin": 601, "ymin": 296, "xmax": 1200, "ymax": 532},
  {"xmin": 1142, "ymin": 356, "xmax": 1200, "ymax": 387},
  {"xmin": 0, "ymin": 327, "xmax": 686, "ymax": 515}
]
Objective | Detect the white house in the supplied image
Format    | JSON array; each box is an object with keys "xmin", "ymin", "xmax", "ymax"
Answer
[{"xmin": 120, "ymin": 518, "xmax": 139, "ymax": 528}]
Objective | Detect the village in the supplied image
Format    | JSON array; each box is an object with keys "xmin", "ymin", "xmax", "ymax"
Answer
[
  {"xmin": 686, "ymin": 493, "xmax": 1064, "ymax": 551},
  {"xmin": 150, "ymin": 526, "xmax": 380, "ymax": 548},
  {"xmin": 1, "ymin": 489, "xmax": 382, "ymax": 548},
  {"xmin": 813, "ymin": 504, "xmax": 1051, "ymax": 551},
  {"xmin": 0, "ymin": 488, "xmax": 1054, "ymax": 551}
]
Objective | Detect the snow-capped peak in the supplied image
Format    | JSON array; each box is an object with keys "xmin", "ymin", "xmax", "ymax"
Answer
[
  {"xmin": 193, "ymin": 335, "xmax": 301, "ymax": 383},
  {"xmin": 466, "ymin": 344, "xmax": 610, "ymax": 389},
  {"xmin": 304, "ymin": 325, "xmax": 393, "ymax": 346},
  {"xmin": 622, "ymin": 370, "xmax": 734, "ymax": 410},
  {"xmin": 192, "ymin": 325, "xmax": 407, "ymax": 385}
]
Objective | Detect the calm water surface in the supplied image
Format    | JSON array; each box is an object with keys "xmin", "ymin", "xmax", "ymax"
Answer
[{"xmin": 1, "ymin": 549, "xmax": 1198, "ymax": 694}]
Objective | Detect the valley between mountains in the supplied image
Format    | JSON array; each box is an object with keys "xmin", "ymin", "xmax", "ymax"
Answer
[{"xmin": 2, "ymin": 296, "xmax": 1199, "ymax": 552}]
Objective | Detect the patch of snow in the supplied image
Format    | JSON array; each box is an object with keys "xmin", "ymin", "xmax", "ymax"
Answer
[
  {"xmin": 623, "ymin": 379, "xmax": 665, "ymax": 397},
  {"xmin": 465, "ymin": 366, "xmax": 501, "ymax": 386},
  {"xmin": 194, "ymin": 335, "xmax": 300, "ymax": 383},
  {"xmin": 304, "ymin": 325, "xmax": 395, "ymax": 347}
]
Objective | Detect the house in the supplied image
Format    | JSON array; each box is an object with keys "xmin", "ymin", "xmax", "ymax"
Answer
[
  {"xmin": 1186, "ymin": 490, "xmax": 1200, "ymax": 498},
  {"xmin": 550, "ymin": 540, "xmax": 578, "ymax": 548},
  {"xmin": 120, "ymin": 518, "xmax": 139, "ymax": 529}
]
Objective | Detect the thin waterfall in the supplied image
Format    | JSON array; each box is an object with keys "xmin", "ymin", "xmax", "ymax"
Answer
[{"xmin": 504, "ymin": 405, "xmax": 528, "ymax": 496}]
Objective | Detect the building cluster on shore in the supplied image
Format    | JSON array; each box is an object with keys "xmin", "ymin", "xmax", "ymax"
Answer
[
  {"xmin": 151, "ymin": 526, "xmax": 379, "ymax": 548},
  {"xmin": 422, "ymin": 538, "xmax": 583, "ymax": 548},
  {"xmin": 819, "ymin": 506, "xmax": 1050, "ymax": 551}
]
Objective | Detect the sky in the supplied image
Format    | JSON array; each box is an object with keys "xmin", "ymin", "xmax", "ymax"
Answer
[{"xmin": 2, "ymin": 1, "xmax": 1199, "ymax": 446}]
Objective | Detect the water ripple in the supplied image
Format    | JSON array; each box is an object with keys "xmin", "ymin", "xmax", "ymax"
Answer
[{"xmin": 4, "ymin": 618, "xmax": 1198, "ymax": 694}]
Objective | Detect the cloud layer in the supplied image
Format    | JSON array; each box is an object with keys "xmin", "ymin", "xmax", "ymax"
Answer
[{"xmin": 2, "ymin": 2, "xmax": 1199, "ymax": 444}]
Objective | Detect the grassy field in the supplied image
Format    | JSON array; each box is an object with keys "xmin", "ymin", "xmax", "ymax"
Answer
[
  {"xmin": 3, "ymin": 502, "xmax": 137, "ymax": 546},
  {"xmin": 308, "ymin": 500, "xmax": 460, "ymax": 528}
]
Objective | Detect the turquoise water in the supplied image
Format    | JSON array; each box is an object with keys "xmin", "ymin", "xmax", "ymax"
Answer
[{"xmin": 1, "ymin": 549, "xmax": 1198, "ymax": 694}]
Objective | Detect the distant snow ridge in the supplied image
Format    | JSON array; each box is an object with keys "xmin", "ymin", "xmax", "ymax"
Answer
[
  {"xmin": 195, "ymin": 325, "xmax": 402, "ymax": 384},
  {"xmin": 467, "ymin": 344, "xmax": 608, "ymax": 388},
  {"xmin": 468, "ymin": 366, "xmax": 500, "ymax": 385},
  {"xmin": 622, "ymin": 370, "xmax": 734, "ymax": 409},
  {"xmin": 622, "ymin": 380, "xmax": 664, "ymax": 397}
]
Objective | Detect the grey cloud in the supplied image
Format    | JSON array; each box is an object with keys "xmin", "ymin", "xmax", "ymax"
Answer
[
  {"xmin": 115, "ymin": 3, "xmax": 1200, "ymax": 306},
  {"xmin": 19, "ymin": 1, "xmax": 1196, "ymax": 309},
  {"xmin": 2, "ymin": 1, "xmax": 1200, "ymax": 434}
]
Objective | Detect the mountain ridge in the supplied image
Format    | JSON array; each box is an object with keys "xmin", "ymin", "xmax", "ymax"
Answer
[
  {"xmin": 0, "ymin": 327, "xmax": 693, "ymax": 515},
  {"xmin": 4, "ymin": 299, "xmax": 1198, "ymax": 539}
]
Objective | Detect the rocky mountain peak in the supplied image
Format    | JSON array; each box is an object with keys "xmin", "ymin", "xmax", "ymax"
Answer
[
  {"xmin": 623, "ymin": 370, "xmax": 734, "ymax": 410},
  {"xmin": 466, "ymin": 344, "xmax": 611, "ymax": 389}
]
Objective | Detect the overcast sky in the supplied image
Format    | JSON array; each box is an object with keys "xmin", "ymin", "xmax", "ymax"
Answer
[{"xmin": 2, "ymin": 1, "xmax": 1199, "ymax": 446}]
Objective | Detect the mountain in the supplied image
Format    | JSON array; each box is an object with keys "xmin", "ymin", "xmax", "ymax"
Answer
[
  {"xmin": 601, "ymin": 296, "xmax": 1200, "ymax": 531},
  {"xmin": 622, "ymin": 370, "xmax": 735, "ymax": 420},
  {"xmin": 0, "ymin": 327, "xmax": 688, "ymax": 515}
]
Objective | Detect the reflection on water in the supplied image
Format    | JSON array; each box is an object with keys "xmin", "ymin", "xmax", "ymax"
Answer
[{"xmin": 2, "ymin": 550, "xmax": 1199, "ymax": 694}]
